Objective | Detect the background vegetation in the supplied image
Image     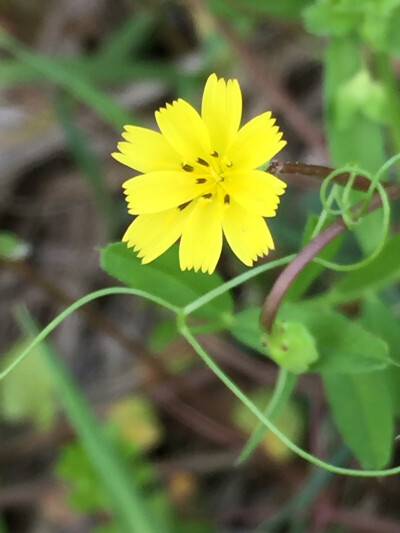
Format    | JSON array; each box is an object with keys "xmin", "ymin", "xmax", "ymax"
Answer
[{"xmin": 1, "ymin": 0, "xmax": 400, "ymax": 531}]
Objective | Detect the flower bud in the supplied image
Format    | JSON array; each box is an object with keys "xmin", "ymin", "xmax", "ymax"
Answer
[{"xmin": 263, "ymin": 320, "xmax": 319, "ymax": 374}]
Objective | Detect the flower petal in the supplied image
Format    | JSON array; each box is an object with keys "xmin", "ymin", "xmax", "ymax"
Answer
[
  {"xmin": 223, "ymin": 170, "xmax": 286, "ymax": 216},
  {"xmin": 123, "ymin": 171, "xmax": 212, "ymax": 214},
  {"xmin": 222, "ymin": 199, "xmax": 274, "ymax": 266},
  {"xmin": 179, "ymin": 197, "xmax": 223, "ymax": 274},
  {"xmin": 112, "ymin": 126, "xmax": 181, "ymax": 173},
  {"xmin": 226, "ymin": 112, "xmax": 286, "ymax": 170},
  {"xmin": 201, "ymin": 73, "xmax": 242, "ymax": 155},
  {"xmin": 123, "ymin": 205, "xmax": 193, "ymax": 264},
  {"xmin": 155, "ymin": 99, "xmax": 211, "ymax": 162}
]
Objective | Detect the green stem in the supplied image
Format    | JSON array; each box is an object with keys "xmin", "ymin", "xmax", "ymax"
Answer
[
  {"xmin": 377, "ymin": 52, "xmax": 400, "ymax": 161},
  {"xmin": 183, "ymin": 254, "xmax": 295, "ymax": 316},
  {"xmin": 178, "ymin": 317, "xmax": 400, "ymax": 477},
  {"xmin": 0, "ymin": 287, "xmax": 178, "ymax": 381}
]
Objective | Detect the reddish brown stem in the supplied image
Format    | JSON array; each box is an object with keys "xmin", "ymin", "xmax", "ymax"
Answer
[
  {"xmin": 268, "ymin": 161, "xmax": 383, "ymax": 191},
  {"xmin": 260, "ymin": 183, "xmax": 400, "ymax": 332}
]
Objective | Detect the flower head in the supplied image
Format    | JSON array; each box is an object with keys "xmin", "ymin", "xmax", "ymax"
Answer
[{"xmin": 113, "ymin": 73, "xmax": 287, "ymax": 274}]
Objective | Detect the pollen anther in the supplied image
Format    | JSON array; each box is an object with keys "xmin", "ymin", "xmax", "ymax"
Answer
[
  {"xmin": 197, "ymin": 158, "xmax": 210, "ymax": 167},
  {"xmin": 182, "ymin": 163, "xmax": 194, "ymax": 172},
  {"xmin": 178, "ymin": 200, "xmax": 192, "ymax": 211}
]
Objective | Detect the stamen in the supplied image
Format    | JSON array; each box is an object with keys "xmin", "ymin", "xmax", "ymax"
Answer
[
  {"xmin": 197, "ymin": 158, "xmax": 209, "ymax": 167},
  {"xmin": 178, "ymin": 200, "xmax": 192, "ymax": 211},
  {"xmin": 210, "ymin": 151, "xmax": 219, "ymax": 157},
  {"xmin": 224, "ymin": 194, "xmax": 230, "ymax": 205},
  {"xmin": 226, "ymin": 160, "xmax": 233, "ymax": 168},
  {"xmin": 181, "ymin": 163, "xmax": 194, "ymax": 172},
  {"xmin": 202, "ymin": 193, "xmax": 212, "ymax": 199},
  {"xmin": 196, "ymin": 178, "xmax": 207, "ymax": 184}
]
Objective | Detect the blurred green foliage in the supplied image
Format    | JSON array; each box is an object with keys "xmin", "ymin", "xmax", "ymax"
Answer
[
  {"xmin": 2, "ymin": 0, "xmax": 400, "ymax": 529},
  {"xmin": 305, "ymin": 0, "xmax": 400, "ymax": 54},
  {"xmin": 0, "ymin": 339, "xmax": 58, "ymax": 429},
  {"xmin": 0, "ymin": 232, "xmax": 30, "ymax": 261},
  {"xmin": 56, "ymin": 426, "xmax": 168, "ymax": 531}
]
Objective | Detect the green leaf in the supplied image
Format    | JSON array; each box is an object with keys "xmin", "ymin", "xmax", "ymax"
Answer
[
  {"xmin": 323, "ymin": 372, "xmax": 394, "ymax": 468},
  {"xmin": 361, "ymin": 297, "xmax": 400, "ymax": 416},
  {"xmin": 328, "ymin": 232, "xmax": 400, "ymax": 303},
  {"xmin": 101, "ymin": 243, "xmax": 233, "ymax": 319},
  {"xmin": 361, "ymin": 296, "xmax": 400, "ymax": 364},
  {"xmin": 230, "ymin": 304, "xmax": 390, "ymax": 374}
]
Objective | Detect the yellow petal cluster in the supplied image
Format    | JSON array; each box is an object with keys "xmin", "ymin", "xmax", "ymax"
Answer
[{"xmin": 113, "ymin": 73, "xmax": 287, "ymax": 274}]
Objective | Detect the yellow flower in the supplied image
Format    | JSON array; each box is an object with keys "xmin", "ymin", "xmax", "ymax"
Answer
[{"xmin": 113, "ymin": 73, "xmax": 287, "ymax": 274}]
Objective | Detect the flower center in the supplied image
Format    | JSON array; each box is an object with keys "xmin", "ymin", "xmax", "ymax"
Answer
[{"xmin": 181, "ymin": 151, "xmax": 233, "ymax": 206}]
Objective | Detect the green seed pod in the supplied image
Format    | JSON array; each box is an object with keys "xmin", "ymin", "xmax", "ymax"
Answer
[{"xmin": 262, "ymin": 320, "xmax": 319, "ymax": 374}]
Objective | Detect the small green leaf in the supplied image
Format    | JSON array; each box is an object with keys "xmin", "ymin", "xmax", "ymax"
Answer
[
  {"xmin": 0, "ymin": 231, "xmax": 30, "ymax": 261},
  {"xmin": 336, "ymin": 69, "xmax": 388, "ymax": 127},
  {"xmin": 57, "ymin": 440, "xmax": 111, "ymax": 513},
  {"xmin": 328, "ymin": 232, "xmax": 400, "ymax": 303},
  {"xmin": 303, "ymin": 1, "xmax": 361, "ymax": 37},
  {"xmin": 101, "ymin": 243, "xmax": 233, "ymax": 319},
  {"xmin": 323, "ymin": 372, "xmax": 394, "ymax": 469}
]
